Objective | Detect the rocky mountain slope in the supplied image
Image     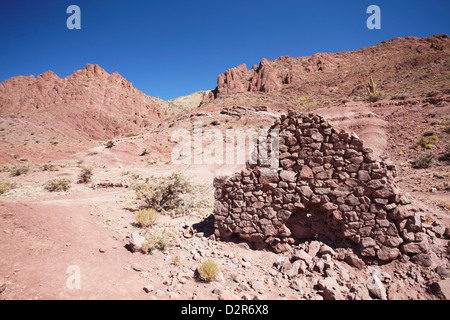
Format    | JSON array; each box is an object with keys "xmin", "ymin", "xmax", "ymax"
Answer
[
  {"xmin": 149, "ymin": 90, "xmax": 209, "ymax": 116},
  {"xmin": 201, "ymin": 34, "xmax": 449, "ymax": 108},
  {"xmin": 0, "ymin": 34, "xmax": 449, "ymax": 300},
  {"xmin": 0, "ymin": 64, "xmax": 164, "ymax": 144}
]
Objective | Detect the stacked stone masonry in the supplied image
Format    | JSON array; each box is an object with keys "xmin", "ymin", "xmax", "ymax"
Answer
[{"xmin": 214, "ymin": 110, "xmax": 441, "ymax": 264}]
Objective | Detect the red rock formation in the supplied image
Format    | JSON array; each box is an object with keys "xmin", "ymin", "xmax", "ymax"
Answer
[
  {"xmin": 0, "ymin": 64, "xmax": 164, "ymax": 140},
  {"xmin": 202, "ymin": 34, "xmax": 450, "ymax": 106}
]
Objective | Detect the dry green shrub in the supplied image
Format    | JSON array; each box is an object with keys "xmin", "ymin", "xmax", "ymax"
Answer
[
  {"xmin": 437, "ymin": 201, "xmax": 450, "ymax": 210},
  {"xmin": 141, "ymin": 232, "xmax": 168, "ymax": 254},
  {"xmin": 197, "ymin": 259, "xmax": 219, "ymax": 282},
  {"xmin": 438, "ymin": 145, "xmax": 450, "ymax": 162},
  {"xmin": 411, "ymin": 153, "xmax": 434, "ymax": 169},
  {"xmin": 78, "ymin": 166, "xmax": 93, "ymax": 183},
  {"xmin": 417, "ymin": 134, "xmax": 438, "ymax": 149},
  {"xmin": 44, "ymin": 177, "xmax": 72, "ymax": 192},
  {"xmin": 10, "ymin": 165, "xmax": 29, "ymax": 177},
  {"xmin": 41, "ymin": 163, "xmax": 59, "ymax": 172},
  {"xmin": 132, "ymin": 172, "xmax": 213, "ymax": 218},
  {"xmin": 390, "ymin": 93, "xmax": 408, "ymax": 100},
  {"xmin": 135, "ymin": 208, "xmax": 159, "ymax": 228},
  {"xmin": 0, "ymin": 181, "xmax": 17, "ymax": 195},
  {"xmin": 134, "ymin": 172, "xmax": 192, "ymax": 212},
  {"xmin": 171, "ymin": 255, "xmax": 181, "ymax": 266},
  {"xmin": 105, "ymin": 140, "xmax": 114, "ymax": 148}
]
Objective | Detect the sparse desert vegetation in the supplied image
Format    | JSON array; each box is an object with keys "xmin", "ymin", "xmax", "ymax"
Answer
[
  {"xmin": 78, "ymin": 166, "xmax": 94, "ymax": 183},
  {"xmin": 0, "ymin": 34, "xmax": 448, "ymax": 302},
  {"xmin": 197, "ymin": 259, "xmax": 220, "ymax": 282},
  {"xmin": 134, "ymin": 208, "xmax": 159, "ymax": 228},
  {"xmin": 0, "ymin": 181, "xmax": 17, "ymax": 195},
  {"xmin": 43, "ymin": 177, "xmax": 72, "ymax": 192}
]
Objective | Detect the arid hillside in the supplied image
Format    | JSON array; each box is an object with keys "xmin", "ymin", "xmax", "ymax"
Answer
[
  {"xmin": 0, "ymin": 34, "xmax": 449, "ymax": 301},
  {"xmin": 201, "ymin": 34, "xmax": 449, "ymax": 107},
  {"xmin": 0, "ymin": 64, "xmax": 164, "ymax": 162}
]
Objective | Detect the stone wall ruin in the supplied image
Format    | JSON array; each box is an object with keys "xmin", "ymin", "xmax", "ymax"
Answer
[{"xmin": 213, "ymin": 110, "xmax": 442, "ymax": 264}]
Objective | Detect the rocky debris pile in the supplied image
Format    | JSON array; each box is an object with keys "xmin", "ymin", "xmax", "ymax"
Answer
[
  {"xmin": 125, "ymin": 217, "xmax": 448, "ymax": 300},
  {"xmin": 273, "ymin": 239, "xmax": 443, "ymax": 300},
  {"xmin": 214, "ymin": 110, "xmax": 449, "ymax": 265}
]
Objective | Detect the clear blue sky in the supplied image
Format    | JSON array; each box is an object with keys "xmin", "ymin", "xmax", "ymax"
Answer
[{"xmin": 0, "ymin": 0, "xmax": 449, "ymax": 100}]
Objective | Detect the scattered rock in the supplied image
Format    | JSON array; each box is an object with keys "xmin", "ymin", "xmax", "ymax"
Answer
[
  {"xmin": 0, "ymin": 282, "xmax": 6, "ymax": 294},
  {"xmin": 218, "ymin": 291, "xmax": 240, "ymax": 300},
  {"xmin": 308, "ymin": 241, "xmax": 321, "ymax": 258},
  {"xmin": 131, "ymin": 263, "xmax": 144, "ymax": 272},
  {"xmin": 319, "ymin": 243, "xmax": 336, "ymax": 257},
  {"xmin": 431, "ymin": 279, "xmax": 450, "ymax": 299},
  {"xmin": 143, "ymin": 284, "xmax": 154, "ymax": 293},
  {"xmin": 183, "ymin": 226, "xmax": 195, "ymax": 238},
  {"xmin": 318, "ymin": 277, "xmax": 343, "ymax": 300},
  {"xmin": 345, "ymin": 252, "xmax": 365, "ymax": 269},
  {"xmin": 349, "ymin": 284, "xmax": 372, "ymax": 300},
  {"xmin": 292, "ymin": 249, "xmax": 313, "ymax": 266},
  {"xmin": 366, "ymin": 274, "xmax": 387, "ymax": 300},
  {"xmin": 129, "ymin": 231, "xmax": 146, "ymax": 253},
  {"xmin": 289, "ymin": 279, "xmax": 302, "ymax": 292}
]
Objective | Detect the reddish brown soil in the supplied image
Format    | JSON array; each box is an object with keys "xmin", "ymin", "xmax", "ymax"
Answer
[{"xmin": 0, "ymin": 34, "xmax": 449, "ymax": 300}]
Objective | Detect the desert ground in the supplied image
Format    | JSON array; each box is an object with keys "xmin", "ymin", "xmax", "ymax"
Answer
[{"xmin": 0, "ymin": 34, "xmax": 449, "ymax": 300}]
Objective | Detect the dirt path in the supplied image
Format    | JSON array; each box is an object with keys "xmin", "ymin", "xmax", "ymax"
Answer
[{"xmin": 0, "ymin": 189, "xmax": 147, "ymax": 299}]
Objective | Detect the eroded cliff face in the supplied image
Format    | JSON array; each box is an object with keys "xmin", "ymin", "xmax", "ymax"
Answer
[
  {"xmin": 202, "ymin": 59, "xmax": 281, "ymax": 103},
  {"xmin": 214, "ymin": 110, "xmax": 443, "ymax": 265},
  {"xmin": 0, "ymin": 64, "xmax": 163, "ymax": 140},
  {"xmin": 201, "ymin": 34, "xmax": 450, "ymax": 106}
]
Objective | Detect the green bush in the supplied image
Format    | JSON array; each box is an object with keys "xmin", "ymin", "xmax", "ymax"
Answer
[
  {"xmin": 141, "ymin": 232, "xmax": 168, "ymax": 254},
  {"xmin": 424, "ymin": 90, "xmax": 439, "ymax": 97},
  {"xmin": 78, "ymin": 166, "xmax": 93, "ymax": 183},
  {"xmin": 0, "ymin": 181, "xmax": 17, "ymax": 195},
  {"xmin": 411, "ymin": 153, "xmax": 434, "ymax": 169},
  {"xmin": 10, "ymin": 165, "xmax": 29, "ymax": 177},
  {"xmin": 444, "ymin": 125, "xmax": 450, "ymax": 135},
  {"xmin": 44, "ymin": 177, "xmax": 72, "ymax": 192},
  {"xmin": 135, "ymin": 208, "xmax": 159, "ymax": 228},
  {"xmin": 197, "ymin": 259, "xmax": 219, "ymax": 282},
  {"xmin": 438, "ymin": 145, "xmax": 450, "ymax": 162},
  {"xmin": 417, "ymin": 134, "xmax": 438, "ymax": 148},
  {"xmin": 135, "ymin": 172, "xmax": 192, "ymax": 212}
]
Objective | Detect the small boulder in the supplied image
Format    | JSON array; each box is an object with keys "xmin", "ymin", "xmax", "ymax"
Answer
[
  {"xmin": 129, "ymin": 231, "xmax": 146, "ymax": 253},
  {"xmin": 318, "ymin": 277, "xmax": 343, "ymax": 300},
  {"xmin": 366, "ymin": 274, "xmax": 387, "ymax": 300}
]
